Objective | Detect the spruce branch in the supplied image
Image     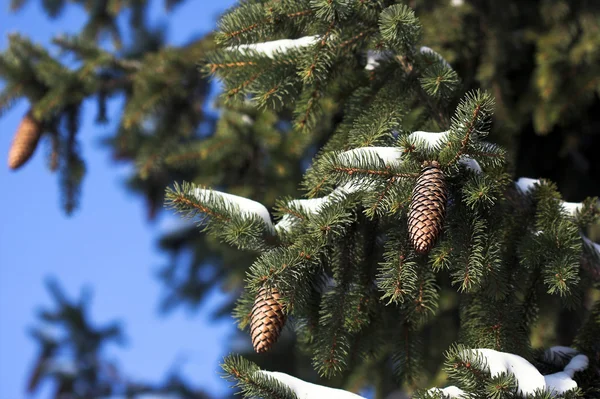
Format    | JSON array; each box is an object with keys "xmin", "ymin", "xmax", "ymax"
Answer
[{"xmin": 221, "ymin": 355, "xmax": 298, "ymax": 399}]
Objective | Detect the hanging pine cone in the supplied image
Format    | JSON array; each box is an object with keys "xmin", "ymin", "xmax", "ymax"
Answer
[
  {"xmin": 8, "ymin": 110, "xmax": 42, "ymax": 170},
  {"xmin": 250, "ymin": 286, "xmax": 286, "ymax": 353},
  {"xmin": 408, "ymin": 160, "xmax": 447, "ymax": 254}
]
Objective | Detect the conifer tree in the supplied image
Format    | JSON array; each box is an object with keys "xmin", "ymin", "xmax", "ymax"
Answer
[
  {"xmin": 3, "ymin": 0, "xmax": 600, "ymax": 398},
  {"xmin": 163, "ymin": 1, "xmax": 600, "ymax": 397}
]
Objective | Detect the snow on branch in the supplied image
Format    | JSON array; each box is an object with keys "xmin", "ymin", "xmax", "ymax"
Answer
[
  {"xmin": 336, "ymin": 147, "xmax": 404, "ymax": 168},
  {"xmin": 239, "ymin": 347, "xmax": 588, "ymax": 399},
  {"xmin": 514, "ymin": 177, "xmax": 585, "ymax": 217},
  {"xmin": 544, "ymin": 354, "xmax": 589, "ymax": 395},
  {"xmin": 420, "ymin": 46, "xmax": 451, "ymax": 69},
  {"xmin": 471, "ymin": 348, "xmax": 546, "ymax": 395},
  {"xmin": 257, "ymin": 371, "xmax": 365, "ymax": 399},
  {"xmin": 365, "ymin": 50, "xmax": 392, "ymax": 70},
  {"xmin": 192, "ymin": 188, "xmax": 274, "ymax": 232},
  {"xmin": 406, "ymin": 131, "xmax": 481, "ymax": 172},
  {"xmin": 408, "ymin": 130, "xmax": 450, "ymax": 148},
  {"xmin": 560, "ymin": 201, "xmax": 584, "ymax": 216},
  {"xmin": 275, "ymin": 188, "xmax": 349, "ymax": 232},
  {"xmin": 427, "ymin": 386, "xmax": 465, "ymax": 398},
  {"xmin": 229, "ymin": 36, "xmax": 319, "ymax": 58},
  {"xmin": 515, "ymin": 177, "xmax": 540, "ymax": 193},
  {"xmin": 427, "ymin": 348, "xmax": 590, "ymax": 397}
]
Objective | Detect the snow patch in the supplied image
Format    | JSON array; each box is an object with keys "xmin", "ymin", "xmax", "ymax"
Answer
[
  {"xmin": 427, "ymin": 386, "xmax": 465, "ymax": 398},
  {"xmin": 560, "ymin": 201, "xmax": 583, "ymax": 216},
  {"xmin": 459, "ymin": 156, "xmax": 482, "ymax": 173},
  {"xmin": 365, "ymin": 50, "xmax": 392, "ymax": 70},
  {"xmin": 192, "ymin": 188, "xmax": 273, "ymax": 232},
  {"xmin": 408, "ymin": 130, "xmax": 450, "ymax": 149},
  {"xmin": 275, "ymin": 191, "xmax": 345, "ymax": 233},
  {"xmin": 231, "ymin": 36, "xmax": 319, "ymax": 58},
  {"xmin": 336, "ymin": 147, "xmax": 403, "ymax": 167},
  {"xmin": 472, "ymin": 348, "xmax": 546, "ymax": 395},
  {"xmin": 515, "ymin": 177, "xmax": 540, "ymax": 194},
  {"xmin": 544, "ymin": 354, "xmax": 588, "ymax": 395},
  {"xmin": 259, "ymin": 371, "xmax": 365, "ymax": 399},
  {"xmin": 419, "ymin": 46, "xmax": 451, "ymax": 69}
]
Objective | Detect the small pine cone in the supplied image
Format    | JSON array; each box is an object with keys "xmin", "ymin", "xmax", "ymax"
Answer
[
  {"xmin": 408, "ymin": 161, "xmax": 447, "ymax": 254},
  {"xmin": 250, "ymin": 287, "xmax": 286, "ymax": 353},
  {"xmin": 8, "ymin": 110, "xmax": 42, "ymax": 170}
]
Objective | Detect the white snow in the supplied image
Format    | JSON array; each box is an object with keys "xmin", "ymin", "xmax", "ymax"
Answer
[
  {"xmin": 458, "ymin": 156, "xmax": 482, "ymax": 173},
  {"xmin": 275, "ymin": 193, "xmax": 343, "ymax": 233},
  {"xmin": 230, "ymin": 36, "xmax": 319, "ymax": 58},
  {"xmin": 408, "ymin": 130, "xmax": 450, "ymax": 149},
  {"xmin": 274, "ymin": 214, "xmax": 296, "ymax": 232},
  {"xmin": 515, "ymin": 177, "xmax": 540, "ymax": 193},
  {"xmin": 287, "ymin": 196, "xmax": 331, "ymax": 214},
  {"xmin": 544, "ymin": 354, "xmax": 588, "ymax": 395},
  {"xmin": 192, "ymin": 188, "xmax": 273, "ymax": 232},
  {"xmin": 334, "ymin": 147, "xmax": 405, "ymax": 193},
  {"xmin": 564, "ymin": 354, "xmax": 589, "ymax": 374},
  {"xmin": 472, "ymin": 348, "xmax": 546, "ymax": 396},
  {"xmin": 336, "ymin": 147, "xmax": 403, "ymax": 168},
  {"xmin": 257, "ymin": 348, "xmax": 588, "ymax": 399},
  {"xmin": 560, "ymin": 201, "xmax": 583, "ymax": 216},
  {"xmin": 259, "ymin": 371, "xmax": 365, "ymax": 399},
  {"xmin": 427, "ymin": 386, "xmax": 465, "ymax": 398},
  {"xmin": 365, "ymin": 50, "xmax": 392, "ymax": 71},
  {"xmin": 419, "ymin": 46, "xmax": 451, "ymax": 69}
]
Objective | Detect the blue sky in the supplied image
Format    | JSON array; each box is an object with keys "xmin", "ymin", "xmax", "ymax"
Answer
[{"xmin": 0, "ymin": 1, "xmax": 237, "ymax": 398}]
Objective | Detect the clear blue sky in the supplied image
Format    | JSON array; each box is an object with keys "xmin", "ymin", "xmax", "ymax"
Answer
[{"xmin": 0, "ymin": 1, "xmax": 236, "ymax": 398}]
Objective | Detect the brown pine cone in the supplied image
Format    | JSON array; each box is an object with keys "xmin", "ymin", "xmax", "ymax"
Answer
[
  {"xmin": 408, "ymin": 161, "xmax": 447, "ymax": 254},
  {"xmin": 250, "ymin": 287, "xmax": 286, "ymax": 353},
  {"xmin": 8, "ymin": 110, "xmax": 42, "ymax": 170}
]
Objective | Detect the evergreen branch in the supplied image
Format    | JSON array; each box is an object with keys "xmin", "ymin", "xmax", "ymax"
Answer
[
  {"xmin": 369, "ymin": 176, "xmax": 396, "ymax": 215},
  {"xmin": 207, "ymin": 61, "xmax": 257, "ymax": 74},
  {"xmin": 395, "ymin": 55, "xmax": 450, "ymax": 128},
  {"xmin": 448, "ymin": 102, "xmax": 482, "ymax": 167},
  {"xmin": 166, "ymin": 187, "xmax": 230, "ymax": 222},
  {"xmin": 221, "ymin": 355, "xmax": 298, "ymax": 399},
  {"xmin": 331, "ymin": 165, "xmax": 418, "ymax": 179},
  {"xmin": 339, "ymin": 29, "xmax": 375, "ymax": 48}
]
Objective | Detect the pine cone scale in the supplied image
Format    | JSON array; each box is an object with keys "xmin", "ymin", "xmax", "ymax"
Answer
[
  {"xmin": 250, "ymin": 287, "xmax": 286, "ymax": 353},
  {"xmin": 408, "ymin": 161, "xmax": 447, "ymax": 254},
  {"xmin": 8, "ymin": 110, "xmax": 43, "ymax": 170}
]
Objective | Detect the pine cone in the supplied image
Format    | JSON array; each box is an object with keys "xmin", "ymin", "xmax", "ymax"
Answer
[
  {"xmin": 408, "ymin": 161, "xmax": 447, "ymax": 254},
  {"xmin": 8, "ymin": 110, "xmax": 42, "ymax": 170},
  {"xmin": 250, "ymin": 287, "xmax": 286, "ymax": 353}
]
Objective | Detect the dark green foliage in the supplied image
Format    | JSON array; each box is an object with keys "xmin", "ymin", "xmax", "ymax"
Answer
[
  {"xmin": 222, "ymin": 355, "xmax": 298, "ymax": 399},
  {"xmin": 5, "ymin": 0, "xmax": 600, "ymax": 398},
  {"xmin": 165, "ymin": 1, "xmax": 600, "ymax": 397}
]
